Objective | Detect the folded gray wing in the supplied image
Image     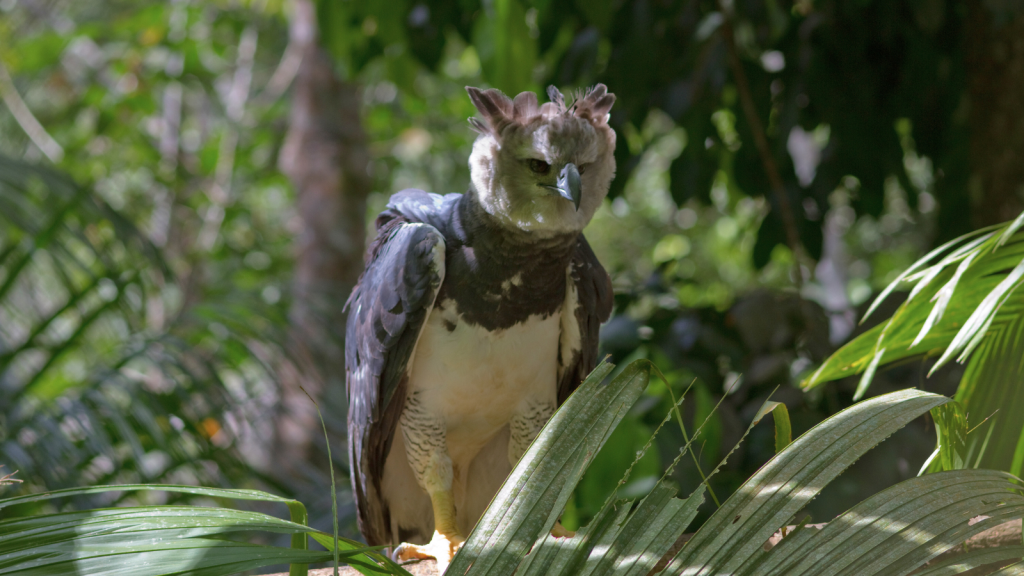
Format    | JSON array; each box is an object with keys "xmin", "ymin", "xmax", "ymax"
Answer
[
  {"xmin": 557, "ymin": 234, "xmax": 614, "ymax": 404},
  {"xmin": 346, "ymin": 218, "xmax": 445, "ymax": 545}
]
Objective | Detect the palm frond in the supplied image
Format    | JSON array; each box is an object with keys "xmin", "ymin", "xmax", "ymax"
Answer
[
  {"xmin": 2, "ymin": 361, "xmax": 1022, "ymax": 575},
  {"xmin": 802, "ymin": 211, "xmax": 1024, "ymax": 474},
  {"xmin": 914, "ymin": 547, "xmax": 1024, "ymax": 576},
  {"xmin": 456, "ymin": 362, "xmax": 1024, "ymax": 576},
  {"xmin": 0, "ymin": 484, "xmax": 396, "ymax": 576},
  {"xmin": 0, "ymin": 154, "xmax": 295, "ymax": 510}
]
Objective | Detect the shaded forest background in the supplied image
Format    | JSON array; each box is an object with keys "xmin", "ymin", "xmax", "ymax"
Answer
[{"xmin": 1, "ymin": 0, "xmax": 1023, "ymax": 564}]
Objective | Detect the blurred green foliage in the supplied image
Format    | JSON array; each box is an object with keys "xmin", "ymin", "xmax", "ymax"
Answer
[{"xmin": 0, "ymin": 0, "xmax": 1006, "ymax": 549}]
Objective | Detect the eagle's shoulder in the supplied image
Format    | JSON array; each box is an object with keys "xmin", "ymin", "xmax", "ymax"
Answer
[{"xmin": 378, "ymin": 189, "xmax": 462, "ymax": 234}]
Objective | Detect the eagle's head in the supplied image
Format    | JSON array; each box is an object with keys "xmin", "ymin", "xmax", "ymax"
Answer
[{"xmin": 465, "ymin": 84, "xmax": 617, "ymax": 236}]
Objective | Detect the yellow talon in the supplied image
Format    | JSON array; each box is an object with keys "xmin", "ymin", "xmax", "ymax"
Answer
[
  {"xmin": 394, "ymin": 489, "xmax": 464, "ymax": 573},
  {"xmin": 395, "ymin": 530, "xmax": 464, "ymax": 573}
]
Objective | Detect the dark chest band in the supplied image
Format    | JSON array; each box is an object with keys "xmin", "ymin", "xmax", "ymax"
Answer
[{"xmin": 435, "ymin": 194, "xmax": 578, "ymax": 331}]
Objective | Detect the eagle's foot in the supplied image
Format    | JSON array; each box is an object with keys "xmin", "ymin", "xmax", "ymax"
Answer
[
  {"xmin": 395, "ymin": 530, "xmax": 465, "ymax": 574},
  {"xmin": 550, "ymin": 521, "xmax": 576, "ymax": 539}
]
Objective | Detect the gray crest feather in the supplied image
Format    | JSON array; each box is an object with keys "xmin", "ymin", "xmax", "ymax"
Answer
[
  {"xmin": 512, "ymin": 91, "xmax": 539, "ymax": 121},
  {"xmin": 586, "ymin": 84, "xmax": 608, "ymax": 100},
  {"xmin": 544, "ymin": 84, "xmax": 614, "ymax": 121},
  {"xmin": 466, "ymin": 86, "xmax": 513, "ymax": 132},
  {"xmin": 468, "ymin": 117, "xmax": 488, "ymax": 134},
  {"xmin": 467, "ymin": 83, "xmax": 615, "ymax": 136},
  {"xmin": 546, "ymin": 85, "xmax": 565, "ymax": 110},
  {"xmin": 574, "ymin": 83, "xmax": 615, "ymax": 122}
]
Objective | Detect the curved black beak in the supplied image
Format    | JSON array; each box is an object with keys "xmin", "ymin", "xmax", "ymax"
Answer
[{"xmin": 555, "ymin": 163, "xmax": 582, "ymax": 210}]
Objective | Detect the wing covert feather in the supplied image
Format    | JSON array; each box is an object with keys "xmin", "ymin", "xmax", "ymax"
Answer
[{"xmin": 558, "ymin": 234, "xmax": 613, "ymax": 404}]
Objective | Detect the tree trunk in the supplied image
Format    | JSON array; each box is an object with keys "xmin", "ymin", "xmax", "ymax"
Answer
[
  {"xmin": 275, "ymin": 0, "xmax": 369, "ymax": 477},
  {"xmin": 967, "ymin": 2, "xmax": 1024, "ymax": 227}
]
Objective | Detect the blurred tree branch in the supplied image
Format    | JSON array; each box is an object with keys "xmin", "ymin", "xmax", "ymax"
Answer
[
  {"xmin": 197, "ymin": 25, "xmax": 258, "ymax": 251},
  {"xmin": 717, "ymin": 2, "xmax": 805, "ymax": 284},
  {"xmin": 253, "ymin": 29, "xmax": 304, "ymax": 107},
  {"xmin": 0, "ymin": 60, "xmax": 63, "ymax": 162},
  {"xmin": 275, "ymin": 0, "xmax": 370, "ymax": 477}
]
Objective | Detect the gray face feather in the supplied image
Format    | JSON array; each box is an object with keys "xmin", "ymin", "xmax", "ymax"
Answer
[{"xmin": 465, "ymin": 84, "xmax": 617, "ymax": 235}]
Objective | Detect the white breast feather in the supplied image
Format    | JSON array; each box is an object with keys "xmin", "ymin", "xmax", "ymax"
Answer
[{"xmin": 406, "ymin": 300, "xmax": 561, "ymax": 466}]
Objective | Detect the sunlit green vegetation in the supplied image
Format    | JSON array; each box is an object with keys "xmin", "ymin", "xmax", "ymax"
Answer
[{"xmin": 2, "ymin": 0, "xmax": 1023, "ymax": 574}]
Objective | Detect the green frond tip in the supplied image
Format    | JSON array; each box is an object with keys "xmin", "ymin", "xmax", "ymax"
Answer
[
  {"xmin": 768, "ymin": 401, "xmax": 792, "ymax": 454},
  {"xmin": 800, "ymin": 210, "xmax": 1024, "ymax": 477},
  {"xmin": 802, "ymin": 209, "xmax": 1024, "ymax": 394}
]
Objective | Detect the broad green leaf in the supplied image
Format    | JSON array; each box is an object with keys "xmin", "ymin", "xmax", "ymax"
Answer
[
  {"xmin": 911, "ymin": 250, "xmax": 980, "ymax": 348},
  {"xmin": 571, "ymin": 499, "xmax": 635, "ymax": 576},
  {"xmin": 755, "ymin": 470, "xmax": 1024, "ymax": 575},
  {"xmin": 862, "ymin": 229, "xmax": 995, "ymax": 323},
  {"xmin": 665, "ymin": 389, "xmax": 948, "ymax": 575},
  {"xmin": 0, "ymin": 500, "xmax": 403, "ymax": 576},
  {"xmin": 516, "ymin": 506, "xmax": 588, "ymax": 576},
  {"xmin": 520, "ymin": 434, "xmax": 668, "ymax": 576},
  {"xmin": 803, "ymin": 220, "xmax": 1024, "ymax": 394},
  {"xmin": 538, "ymin": 478, "xmax": 702, "ymax": 576},
  {"xmin": 799, "ymin": 214, "xmax": 1024, "ymax": 480},
  {"xmin": 0, "ymin": 506, "xmax": 346, "ymax": 576},
  {"xmin": 516, "ymin": 365, "xmax": 710, "ymax": 576},
  {"xmin": 608, "ymin": 482, "xmax": 705, "ymax": 576},
  {"xmin": 912, "ymin": 545, "xmax": 1024, "ymax": 575},
  {"xmin": 0, "ymin": 484, "xmax": 349, "ymax": 576},
  {"xmin": 954, "ymin": 309, "xmax": 1024, "ymax": 475}
]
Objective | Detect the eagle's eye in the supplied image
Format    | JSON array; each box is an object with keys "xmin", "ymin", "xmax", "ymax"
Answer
[{"xmin": 528, "ymin": 159, "xmax": 551, "ymax": 174}]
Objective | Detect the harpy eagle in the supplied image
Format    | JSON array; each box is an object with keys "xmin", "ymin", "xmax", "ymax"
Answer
[{"xmin": 346, "ymin": 84, "xmax": 617, "ymax": 571}]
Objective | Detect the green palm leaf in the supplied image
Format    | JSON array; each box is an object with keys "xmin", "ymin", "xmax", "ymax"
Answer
[
  {"xmin": 3, "ymin": 362, "xmax": 1022, "ymax": 575},
  {"xmin": 450, "ymin": 360, "xmax": 643, "ymax": 575},
  {"xmin": 802, "ymin": 211, "xmax": 1024, "ymax": 475},
  {"xmin": 452, "ymin": 363, "xmax": 1023, "ymax": 576},
  {"xmin": 914, "ymin": 547, "xmax": 1024, "ymax": 576},
  {"xmin": 757, "ymin": 470, "xmax": 1024, "ymax": 575},
  {"xmin": 0, "ymin": 484, "xmax": 401, "ymax": 576},
  {"xmin": 665, "ymin": 390, "xmax": 959, "ymax": 575},
  {"xmin": 1, "ymin": 154, "xmax": 298, "ymax": 507}
]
